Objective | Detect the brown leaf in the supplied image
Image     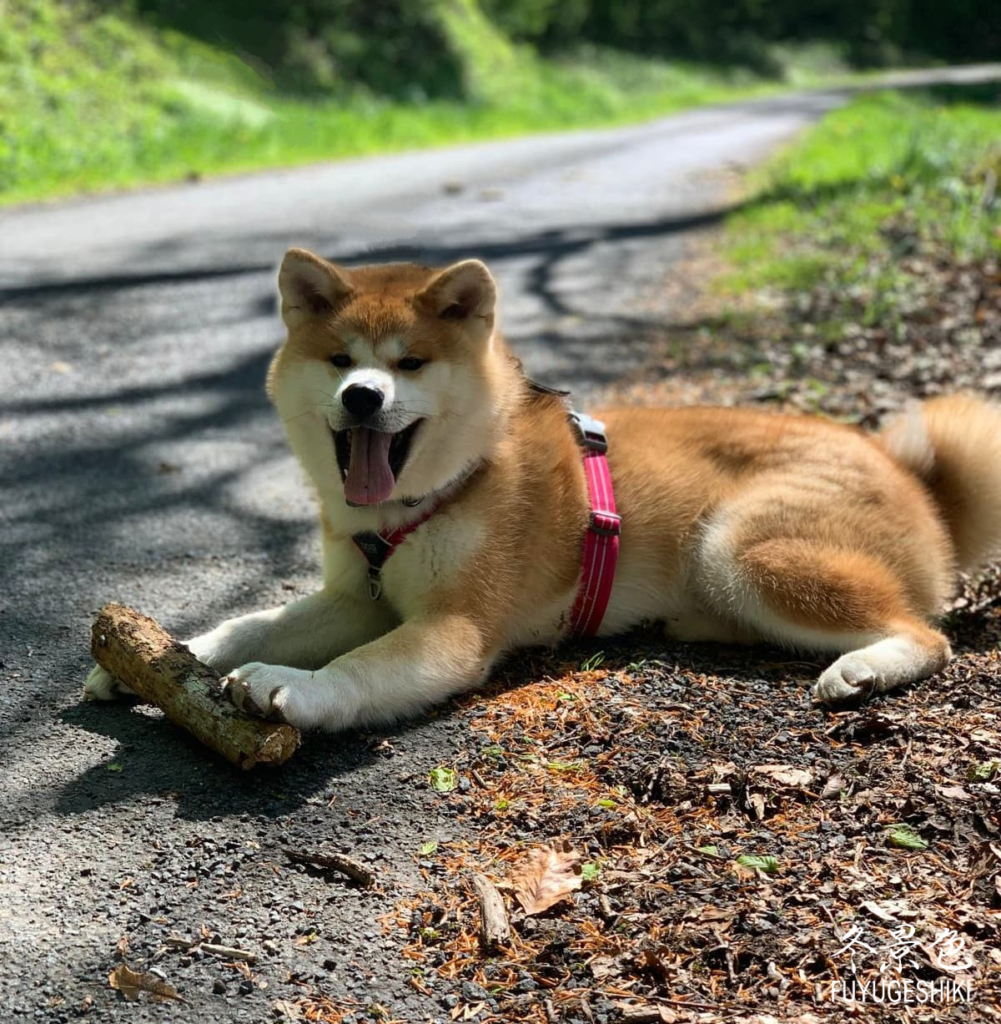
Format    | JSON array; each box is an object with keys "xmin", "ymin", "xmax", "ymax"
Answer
[
  {"xmin": 751, "ymin": 763, "xmax": 815, "ymax": 788},
  {"xmin": 821, "ymin": 774, "xmax": 846, "ymax": 799},
  {"xmin": 108, "ymin": 964, "xmax": 184, "ymax": 1003},
  {"xmin": 510, "ymin": 840, "xmax": 582, "ymax": 915}
]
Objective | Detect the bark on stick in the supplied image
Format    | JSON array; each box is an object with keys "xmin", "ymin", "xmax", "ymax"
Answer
[{"xmin": 90, "ymin": 603, "xmax": 300, "ymax": 769}]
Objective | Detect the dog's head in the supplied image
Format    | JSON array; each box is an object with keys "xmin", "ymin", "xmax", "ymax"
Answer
[{"xmin": 269, "ymin": 248, "xmax": 507, "ymax": 507}]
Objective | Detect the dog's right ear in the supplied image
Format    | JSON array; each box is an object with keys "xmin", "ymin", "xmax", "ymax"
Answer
[{"xmin": 278, "ymin": 249, "xmax": 353, "ymax": 329}]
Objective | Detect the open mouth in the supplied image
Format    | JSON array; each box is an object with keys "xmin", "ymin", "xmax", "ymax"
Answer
[{"xmin": 333, "ymin": 420, "xmax": 423, "ymax": 506}]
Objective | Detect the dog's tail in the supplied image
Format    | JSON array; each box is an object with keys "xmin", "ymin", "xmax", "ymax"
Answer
[{"xmin": 880, "ymin": 393, "xmax": 1001, "ymax": 573}]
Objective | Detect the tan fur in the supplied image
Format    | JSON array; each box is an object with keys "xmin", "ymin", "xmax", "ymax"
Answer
[
  {"xmin": 880, "ymin": 394, "xmax": 1001, "ymax": 573},
  {"xmin": 84, "ymin": 251, "xmax": 1001, "ymax": 722}
]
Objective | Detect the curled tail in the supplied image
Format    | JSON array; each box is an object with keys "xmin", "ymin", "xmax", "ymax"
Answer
[{"xmin": 880, "ymin": 394, "xmax": 1001, "ymax": 573}]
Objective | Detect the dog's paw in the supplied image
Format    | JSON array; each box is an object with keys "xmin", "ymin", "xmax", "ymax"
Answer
[
  {"xmin": 812, "ymin": 654, "xmax": 877, "ymax": 705},
  {"xmin": 83, "ymin": 664, "xmax": 135, "ymax": 701},
  {"xmin": 222, "ymin": 663, "xmax": 316, "ymax": 727}
]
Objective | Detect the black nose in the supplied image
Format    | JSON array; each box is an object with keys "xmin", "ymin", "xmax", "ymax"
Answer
[{"xmin": 342, "ymin": 385, "xmax": 384, "ymax": 420}]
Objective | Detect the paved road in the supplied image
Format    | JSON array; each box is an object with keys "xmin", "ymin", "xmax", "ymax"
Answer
[{"xmin": 0, "ymin": 80, "xmax": 983, "ymax": 1021}]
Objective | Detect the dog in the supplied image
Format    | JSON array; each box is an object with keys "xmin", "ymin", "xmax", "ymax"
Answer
[{"xmin": 86, "ymin": 249, "xmax": 1001, "ymax": 731}]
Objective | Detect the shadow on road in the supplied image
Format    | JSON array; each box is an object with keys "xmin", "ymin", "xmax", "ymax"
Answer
[{"xmin": 52, "ymin": 699, "xmax": 391, "ymax": 822}]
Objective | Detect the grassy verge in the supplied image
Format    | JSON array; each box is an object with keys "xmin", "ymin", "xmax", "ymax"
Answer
[
  {"xmin": 722, "ymin": 86, "xmax": 1001, "ymax": 333},
  {"xmin": 602, "ymin": 86, "xmax": 1000, "ymax": 422},
  {"xmin": 1, "ymin": 0, "xmax": 842, "ymax": 207}
]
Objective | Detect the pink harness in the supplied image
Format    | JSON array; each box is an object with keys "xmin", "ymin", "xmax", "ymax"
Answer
[
  {"xmin": 352, "ymin": 409, "xmax": 621, "ymax": 638},
  {"xmin": 566, "ymin": 413, "xmax": 621, "ymax": 637}
]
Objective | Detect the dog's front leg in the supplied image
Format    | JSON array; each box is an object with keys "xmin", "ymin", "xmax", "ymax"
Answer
[
  {"xmin": 84, "ymin": 590, "xmax": 394, "ymax": 701},
  {"xmin": 224, "ymin": 613, "xmax": 493, "ymax": 732},
  {"xmin": 184, "ymin": 589, "xmax": 395, "ymax": 673}
]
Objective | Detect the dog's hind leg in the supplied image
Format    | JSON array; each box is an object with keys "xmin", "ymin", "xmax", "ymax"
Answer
[{"xmin": 696, "ymin": 529, "xmax": 952, "ymax": 704}]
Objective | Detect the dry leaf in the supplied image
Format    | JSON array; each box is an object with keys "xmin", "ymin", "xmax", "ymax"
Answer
[
  {"xmin": 510, "ymin": 840, "xmax": 582, "ymax": 915},
  {"xmin": 751, "ymin": 764, "xmax": 815, "ymax": 788},
  {"xmin": 821, "ymin": 773, "xmax": 846, "ymax": 799},
  {"xmin": 747, "ymin": 790, "xmax": 766, "ymax": 819},
  {"xmin": 108, "ymin": 964, "xmax": 184, "ymax": 1003},
  {"xmin": 115, "ymin": 935, "xmax": 130, "ymax": 959}
]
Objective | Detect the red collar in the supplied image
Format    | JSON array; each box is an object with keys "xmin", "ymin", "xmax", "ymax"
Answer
[
  {"xmin": 351, "ymin": 410, "xmax": 621, "ymax": 638},
  {"xmin": 351, "ymin": 501, "xmax": 441, "ymax": 600}
]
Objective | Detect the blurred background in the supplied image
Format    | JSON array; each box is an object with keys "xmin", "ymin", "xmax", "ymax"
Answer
[{"xmin": 2, "ymin": 0, "xmax": 999, "ymax": 206}]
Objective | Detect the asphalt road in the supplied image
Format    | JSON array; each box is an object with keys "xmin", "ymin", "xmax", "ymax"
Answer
[{"xmin": 0, "ymin": 80, "xmax": 983, "ymax": 1021}]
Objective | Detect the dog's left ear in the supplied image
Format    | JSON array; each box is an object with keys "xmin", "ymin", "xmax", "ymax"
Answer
[{"xmin": 417, "ymin": 260, "xmax": 496, "ymax": 323}]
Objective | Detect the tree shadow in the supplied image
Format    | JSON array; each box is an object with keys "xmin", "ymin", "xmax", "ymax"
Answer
[{"xmin": 51, "ymin": 697, "xmax": 447, "ymax": 822}]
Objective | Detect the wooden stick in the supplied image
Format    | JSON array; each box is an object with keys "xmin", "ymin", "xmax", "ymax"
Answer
[
  {"xmin": 90, "ymin": 603, "xmax": 300, "ymax": 770},
  {"xmin": 282, "ymin": 848, "xmax": 376, "ymax": 887},
  {"xmin": 200, "ymin": 944, "xmax": 258, "ymax": 963},
  {"xmin": 471, "ymin": 872, "xmax": 511, "ymax": 950}
]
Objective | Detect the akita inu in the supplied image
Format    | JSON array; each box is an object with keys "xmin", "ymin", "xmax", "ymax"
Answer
[{"xmin": 86, "ymin": 250, "xmax": 1001, "ymax": 731}]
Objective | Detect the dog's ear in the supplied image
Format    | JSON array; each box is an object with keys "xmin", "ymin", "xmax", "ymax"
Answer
[
  {"xmin": 417, "ymin": 259, "xmax": 496, "ymax": 324},
  {"xmin": 278, "ymin": 248, "xmax": 353, "ymax": 329}
]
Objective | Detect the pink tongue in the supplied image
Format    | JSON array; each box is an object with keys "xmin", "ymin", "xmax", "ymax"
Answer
[{"xmin": 344, "ymin": 427, "xmax": 396, "ymax": 505}]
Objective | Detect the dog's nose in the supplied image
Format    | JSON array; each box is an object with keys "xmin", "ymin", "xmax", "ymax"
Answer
[{"xmin": 341, "ymin": 384, "xmax": 385, "ymax": 420}]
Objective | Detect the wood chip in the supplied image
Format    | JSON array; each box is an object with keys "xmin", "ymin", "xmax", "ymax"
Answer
[{"xmin": 470, "ymin": 872, "xmax": 511, "ymax": 950}]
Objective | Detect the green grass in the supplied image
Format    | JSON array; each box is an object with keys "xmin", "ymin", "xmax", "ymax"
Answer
[
  {"xmin": 0, "ymin": 0, "xmax": 844, "ymax": 206},
  {"xmin": 723, "ymin": 87, "xmax": 1001, "ymax": 299}
]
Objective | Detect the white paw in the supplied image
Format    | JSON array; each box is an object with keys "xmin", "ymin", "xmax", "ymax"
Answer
[
  {"xmin": 812, "ymin": 654, "xmax": 877, "ymax": 704},
  {"xmin": 222, "ymin": 662, "xmax": 316, "ymax": 727},
  {"xmin": 83, "ymin": 664, "xmax": 135, "ymax": 701}
]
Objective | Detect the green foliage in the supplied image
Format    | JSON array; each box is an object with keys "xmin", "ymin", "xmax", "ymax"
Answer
[
  {"xmin": 0, "ymin": 0, "xmax": 790, "ymax": 205},
  {"xmin": 725, "ymin": 88, "xmax": 1001, "ymax": 301},
  {"xmin": 483, "ymin": 0, "xmax": 1000, "ymax": 68},
  {"xmin": 4, "ymin": 0, "xmax": 998, "ymax": 206}
]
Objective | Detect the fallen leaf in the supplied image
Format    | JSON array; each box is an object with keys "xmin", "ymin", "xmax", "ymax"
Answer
[
  {"xmin": 419, "ymin": 841, "xmax": 439, "ymax": 856},
  {"xmin": 736, "ymin": 854, "xmax": 780, "ymax": 873},
  {"xmin": 822, "ymin": 774, "xmax": 846, "ymax": 799},
  {"xmin": 429, "ymin": 766, "xmax": 457, "ymax": 793},
  {"xmin": 510, "ymin": 840, "xmax": 582, "ymax": 914},
  {"xmin": 751, "ymin": 763, "xmax": 815, "ymax": 788},
  {"xmin": 967, "ymin": 760, "xmax": 998, "ymax": 782},
  {"xmin": 859, "ymin": 901, "xmax": 912, "ymax": 925},
  {"xmin": 886, "ymin": 824, "xmax": 928, "ymax": 851},
  {"xmin": 581, "ymin": 861, "xmax": 600, "ymax": 883},
  {"xmin": 936, "ymin": 785, "xmax": 972, "ymax": 801},
  {"xmin": 747, "ymin": 790, "xmax": 766, "ymax": 819},
  {"xmin": 115, "ymin": 935, "xmax": 130, "ymax": 959},
  {"xmin": 108, "ymin": 964, "xmax": 184, "ymax": 1003}
]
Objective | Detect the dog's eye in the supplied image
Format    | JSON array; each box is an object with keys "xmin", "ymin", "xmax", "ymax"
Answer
[
  {"xmin": 398, "ymin": 356, "xmax": 427, "ymax": 372},
  {"xmin": 330, "ymin": 353, "xmax": 352, "ymax": 368}
]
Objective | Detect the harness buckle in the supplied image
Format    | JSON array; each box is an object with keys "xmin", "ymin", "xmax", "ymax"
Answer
[
  {"xmin": 589, "ymin": 509, "xmax": 621, "ymax": 537},
  {"xmin": 569, "ymin": 412, "xmax": 609, "ymax": 454}
]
